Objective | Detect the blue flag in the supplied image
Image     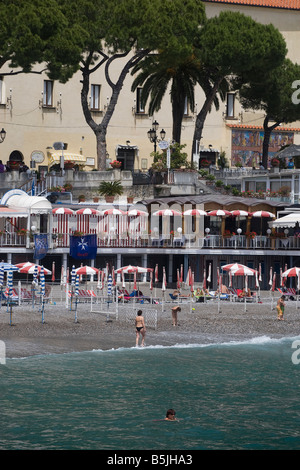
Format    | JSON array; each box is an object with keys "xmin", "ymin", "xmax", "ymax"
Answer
[
  {"xmin": 34, "ymin": 234, "xmax": 48, "ymax": 260},
  {"xmin": 69, "ymin": 234, "xmax": 97, "ymax": 260}
]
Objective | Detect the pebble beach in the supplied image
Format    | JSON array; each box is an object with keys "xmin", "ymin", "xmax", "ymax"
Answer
[{"xmin": 1, "ymin": 286, "xmax": 300, "ymax": 358}]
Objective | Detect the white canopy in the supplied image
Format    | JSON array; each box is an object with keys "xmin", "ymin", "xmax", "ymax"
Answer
[
  {"xmin": 272, "ymin": 212, "xmax": 300, "ymax": 228},
  {"xmin": 1, "ymin": 190, "xmax": 52, "ymax": 214}
]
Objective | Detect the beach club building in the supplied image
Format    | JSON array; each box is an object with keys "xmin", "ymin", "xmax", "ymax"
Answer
[
  {"xmin": 0, "ymin": 0, "xmax": 299, "ymax": 174},
  {"xmin": 0, "ymin": 188, "xmax": 299, "ymax": 291}
]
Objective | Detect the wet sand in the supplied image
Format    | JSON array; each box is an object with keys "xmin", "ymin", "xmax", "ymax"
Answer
[{"xmin": 1, "ymin": 288, "xmax": 300, "ymax": 358}]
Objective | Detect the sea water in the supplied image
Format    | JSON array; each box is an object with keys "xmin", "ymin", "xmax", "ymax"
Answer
[{"xmin": 1, "ymin": 336, "xmax": 300, "ymax": 450}]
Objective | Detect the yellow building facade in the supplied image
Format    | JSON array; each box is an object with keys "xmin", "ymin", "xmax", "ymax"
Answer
[{"xmin": 0, "ymin": 0, "xmax": 299, "ymax": 172}]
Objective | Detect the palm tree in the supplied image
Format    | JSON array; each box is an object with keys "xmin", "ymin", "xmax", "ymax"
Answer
[
  {"xmin": 131, "ymin": 53, "xmax": 229, "ymax": 157},
  {"xmin": 131, "ymin": 53, "xmax": 201, "ymax": 144}
]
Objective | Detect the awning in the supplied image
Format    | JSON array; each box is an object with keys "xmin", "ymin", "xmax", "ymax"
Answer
[
  {"xmin": 0, "ymin": 207, "xmax": 28, "ymax": 218},
  {"xmin": 272, "ymin": 212, "xmax": 300, "ymax": 228},
  {"xmin": 48, "ymin": 152, "xmax": 87, "ymax": 166},
  {"xmin": 7, "ymin": 194, "xmax": 52, "ymax": 214}
]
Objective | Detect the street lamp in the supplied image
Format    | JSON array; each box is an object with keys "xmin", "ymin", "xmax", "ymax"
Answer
[
  {"xmin": 0, "ymin": 128, "xmax": 6, "ymax": 143},
  {"xmin": 147, "ymin": 120, "xmax": 166, "ymax": 152}
]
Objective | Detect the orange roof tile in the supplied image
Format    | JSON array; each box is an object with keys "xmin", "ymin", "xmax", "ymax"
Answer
[
  {"xmin": 227, "ymin": 123, "xmax": 300, "ymax": 131},
  {"xmin": 203, "ymin": 0, "xmax": 300, "ymax": 10}
]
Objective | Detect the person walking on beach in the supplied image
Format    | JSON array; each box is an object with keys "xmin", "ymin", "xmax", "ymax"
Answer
[
  {"xmin": 171, "ymin": 306, "xmax": 181, "ymax": 326},
  {"xmin": 135, "ymin": 309, "xmax": 146, "ymax": 346},
  {"xmin": 276, "ymin": 295, "xmax": 285, "ymax": 320}
]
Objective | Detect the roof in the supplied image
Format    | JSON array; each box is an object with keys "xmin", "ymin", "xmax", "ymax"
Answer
[
  {"xmin": 227, "ymin": 124, "xmax": 300, "ymax": 132},
  {"xmin": 1, "ymin": 190, "xmax": 52, "ymax": 214},
  {"xmin": 138, "ymin": 194, "xmax": 286, "ymax": 208},
  {"xmin": 0, "ymin": 207, "xmax": 28, "ymax": 218},
  {"xmin": 202, "ymin": 0, "xmax": 300, "ymax": 10}
]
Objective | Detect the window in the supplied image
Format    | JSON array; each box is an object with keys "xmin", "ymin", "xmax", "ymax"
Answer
[
  {"xmin": 184, "ymin": 96, "xmax": 189, "ymax": 116},
  {"xmin": 91, "ymin": 84, "xmax": 101, "ymax": 111},
  {"xmin": 226, "ymin": 93, "xmax": 235, "ymax": 118},
  {"xmin": 136, "ymin": 87, "xmax": 145, "ymax": 113},
  {"xmin": 43, "ymin": 80, "xmax": 53, "ymax": 107}
]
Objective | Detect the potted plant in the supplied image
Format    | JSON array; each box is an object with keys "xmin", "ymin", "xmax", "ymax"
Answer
[
  {"xmin": 17, "ymin": 228, "xmax": 28, "ymax": 236},
  {"xmin": 110, "ymin": 160, "xmax": 122, "ymax": 169},
  {"xmin": 200, "ymin": 159, "xmax": 210, "ymax": 168},
  {"xmin": 98, "ymin": 180, "xmax": 123, "ymax": 203},
  {"xmin": 271, "ymin": 158, "xmax": 280, "ymax": 167},
  {"xmin": 78, "ymin": 194, "xmax": 86, "ymax": 202}
]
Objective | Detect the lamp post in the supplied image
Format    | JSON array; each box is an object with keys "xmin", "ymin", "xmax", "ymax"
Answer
[
  {"xmin": 147, "ymin": 120, "xmax": 166, "ymax": 152},
  {"xmin": 0, "ymin": 128, "xmax": 6, "ymax": 143}
]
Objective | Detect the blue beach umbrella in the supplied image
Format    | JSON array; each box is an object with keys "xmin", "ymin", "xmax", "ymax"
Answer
[
  {"xmin": 107, "ymin": 274, "xmax": 112, "ymax": 297},
  {"xmin": 7, "ymin": 270, "xmax": 13, "ymax": 325},
  {"xmin": 0, "ymin": 262, "xmax": 19, "ymax": 272},
  {"xmin": 0, "ymin": 267, "xmax": 4, "ymax": 287},
  {"xmin": 40, "ymin": 266, "xmax": 45, "ymax": 296},
  {"xmin": 33, "ymin": 264, "xmax": 39, "ymax": 285},
  {"xmin": 71, "ymin": 265, "xmax": 76, "ymax": 286},
  {"xmin": 75, "ymin": 274, "xmax": 79, "ymax": 296}
]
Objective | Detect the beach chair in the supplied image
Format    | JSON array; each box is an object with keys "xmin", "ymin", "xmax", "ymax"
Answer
[
  {"xmin": 20, "ymin": 287, "xmax": 34, "ymax": 303},
  {"xmin": 3, "ymin": 287, "xmax": 19, "ymax": 305}
]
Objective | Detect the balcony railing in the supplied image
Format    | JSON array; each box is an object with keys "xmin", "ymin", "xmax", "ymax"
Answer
[{"xmin": 0, "ymin": 231, "xmax": 296, "ymax": 250}]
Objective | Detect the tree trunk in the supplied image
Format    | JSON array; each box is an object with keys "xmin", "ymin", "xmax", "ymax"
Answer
[
  {"xmin": 172, "ymin": 97, "xmax": 185, "ymax": 144},
  {"xmin": 80, "ymin": 49, "xmax": 150, "ymax": 171},
  {"xmin": 191, "ymin": 78, "xmax": 223, "ymax": 164},
  {"xmin": 262, "ymin": 116, "xmax": 280, "ymax": 169}
]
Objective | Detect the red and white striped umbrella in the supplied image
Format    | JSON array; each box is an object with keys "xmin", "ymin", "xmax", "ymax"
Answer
[
  {"xmin": 155, "ymin": 264, "xmax": 159, "ymax": 283},
  {"xmin": 51, "ymin": 261, "xmax": 55, "ymax": 282},
  {"xmin": 75, "ymin": 266, "xmax": 100, "ymax": 276},
  {"xmin": 222, "ymin": 263, "xmax": 248, "ymax": 271},
  {"xmin": 282, "ymin": 267, "xmax": 300, "ymax": 277},
  {"xmin": 162, "ymin": 266, "xmax": 167, "ymax": 291},
  {"xmin": 102, "ymin": 208, "xmax": 126, "ymax": 216},
  {"xmin": 76, "ymin": 208, "xmax": 102, "ymax": 215},
  {"xmin": 116, "ymin": 265, "xmax": 153, "ymax": 274},
  {"xmin": 230, "ymin": 210, "xmax": 249, "ymax": 217},
  {"xmin": 153, "ymin": 209, "xmax": 182, "ymax": 216},
  {"xmin": 127, "ymin": 209, "xmax": 148, "ymax": 217},
  {"xmin": 222, "ymin": 263, "xmax": 256, "ymax": 276},
  {"xmin": 52, "ymin": 207, "xmax": 74, "ymax": 215},
  {"xmin": 183, "ymin": 209, "xmax": 207, "ymax": 216},
  {"xmin": 17, "ymin": 262, "xmax": 52, "ymax": 275},
  {"xmin": 251, "ymin": 211, "xmax": 275, "ymax": 218},
  {"xmin": 207, "ymin": 209, "xmax": 231, "ymax": 217}
]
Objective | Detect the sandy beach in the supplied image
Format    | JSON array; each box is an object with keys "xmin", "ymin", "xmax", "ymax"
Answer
[{"xmin": 1, "ymin": 286, "xmax": 300, "ymax": 358}]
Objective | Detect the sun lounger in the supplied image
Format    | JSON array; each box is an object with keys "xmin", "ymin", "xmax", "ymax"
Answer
[{"xmin": 277, "ymin": 287, "xmax": 296, "ymax": 300}]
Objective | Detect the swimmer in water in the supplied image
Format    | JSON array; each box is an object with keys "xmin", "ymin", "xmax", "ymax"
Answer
[{"xmin": 165, "ymin": 409, "xmax": 177, "ymax": 421}]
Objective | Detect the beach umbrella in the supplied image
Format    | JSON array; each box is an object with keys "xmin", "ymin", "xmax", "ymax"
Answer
[
  {"xmin": 155, "ymin": 264, "xmax": 159, "ymax": 283},
  {"xmin": 207, "ymin": 263, "xmax": 212, "ymax": 284},
  {"xmin": 185, "ymin": 266, "xmax": 192, "ymax": 287},
  {"xmin": 0, "ymin": 267, "xmax": 4, "ymax": 287},
  {"xmin": 222, "ymin": 263, "xmax": 249, "ymax": 272},
  {"xmin": 251, "ymin": 211, "xmax": 275, "ymax": 218},
  {"xmin": 112, "ymin": 266, "xmax": 116, "ymax": 286},
  {"xmin": 40, "ymin": 267, "xmax": 45, "ymax": 296},
  {"xmin": 127, "ymin": 209, "xmax": 148, "ymax": 217},
  {"xmin": 75, "ymin": 265, "xmax": 100, "ymax": 276},
  {"xmin": 102, "ymin": 208, "xmax": 125, "ymax": 216},
  {"xmin": 51, "ymin": 261, "xmax": 55, "ymax": 282},
  {"xmin": 71, "ymin": 265, "xmax": 76, "ymax": 285},
  {"xmin": 203, "ymin": 267, "xmax": 207, "ymax": 290},
  {"xmin": 107, "ymin": 274, "xmax": 112, "ymax": 296},
  {"xmin": 116, "ymin": 265, "xmax": 153, "ymax": 274},
  {"xmin": 133, "ymin": 271, "xmax": 137, "ymax": 291},
  {"xmin": 76, "ymin": 208, "xmax": 102, "ymax": 215},
  {"xmin": 272, "ymin": 272, "xmax": 276, "ymax": 292},
  {"xmin": 177, "ymin": 269, "xmax": 180, "ymax": 289},
  {"xmin": 17, "ymin": 262, "xmax": 51, "ymax": 275},
  {"xmin": 230, "ymin": 210, "xmax": 249, "ymax": 217},
  {"xmin": 207, "ymin": 209, "xmax": 231, "ymax": 217},
  {"xmin": 162, "ymin": 267, "xmax": 167, "ymax": 291},
  {"xmin": 282, "ymin": 267, "xmax": 300, "ymax": 278},
  {"xmin": 150, "ymin": 270, "xmax": 153, "ymax": 291},
  {"xmin": 153, "ymin": 209, "xmax": 182, "ymax": 216},
  {"xmin": 75, "ymin": 274, "xmax": 79, "ymax": 296},
  {"xmin": 183, "ymin": 209, "xmax": 207, "ymax": 216},
  {"xmin": 60, "ymin": 266, "xmax": 65, "ymax": 285},
  {"xmin": 0, "ymin": 262, "xmax": 19, "ymax": 272},
  {"xmin": 52, "ymin": 207, "xmax": 74, "ymax": 215},
  {"xmin": 231, "ymin": 266, "xmax": 257, "ymax": 276},
  {"xmin": 180, "ymin": 264, "xmax": 183, "ymax": 284}
]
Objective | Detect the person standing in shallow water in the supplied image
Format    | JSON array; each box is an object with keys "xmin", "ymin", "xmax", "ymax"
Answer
[{"xmin": 135, "ymin": 309, "xmax": 146, "ymax": 346}]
